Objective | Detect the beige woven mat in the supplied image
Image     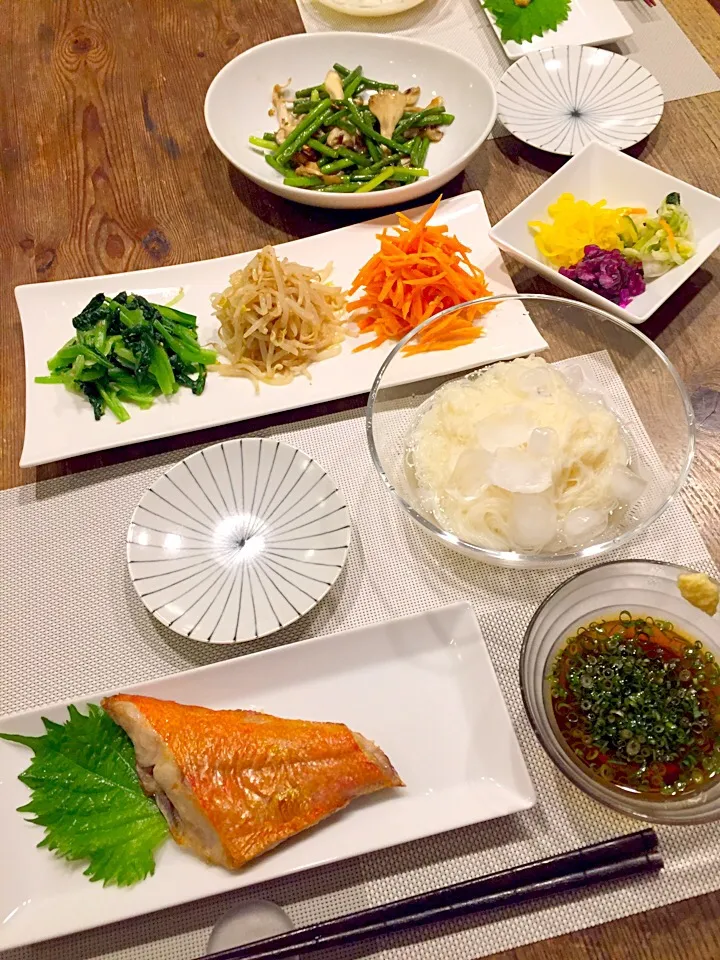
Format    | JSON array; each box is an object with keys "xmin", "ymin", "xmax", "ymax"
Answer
[{"xmin": 2, "ymin": 353, "xmax": 719, "ymax": 960}]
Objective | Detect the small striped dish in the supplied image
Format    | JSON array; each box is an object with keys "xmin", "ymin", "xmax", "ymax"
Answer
[
  {"xmin": 497, "ymin": 46, "xmax": 664, "ymax": 157},
  {"xmin": 127, "ymin": 439, "xmax": 350, "ymax": 644}
]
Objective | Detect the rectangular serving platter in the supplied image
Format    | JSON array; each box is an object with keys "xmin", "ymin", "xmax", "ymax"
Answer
[
  {"xmin": 0, "ymin": 602, "xmax": 534, "ymax": 950},
  {"xmin": 17, "ymin": 192, "xmax": 547, "ymax": 468}
]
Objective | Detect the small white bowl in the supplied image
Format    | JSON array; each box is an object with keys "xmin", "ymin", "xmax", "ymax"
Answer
[
  {"xmin": 489, "ymin": 142, "xmax": 720, "ymax": 324},
  {"xmin": 204, "ymin": 33, "xmax": 496, "ymax": 210}
]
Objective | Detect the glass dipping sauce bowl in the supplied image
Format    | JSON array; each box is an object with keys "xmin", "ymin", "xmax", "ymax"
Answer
[
  {"xmin": 366, "ymin": 294, "xmax": 694, "ymax": 569},
  {"xmin": 520, "ymin": 559, "xmax": 720, "ymax": 824}
]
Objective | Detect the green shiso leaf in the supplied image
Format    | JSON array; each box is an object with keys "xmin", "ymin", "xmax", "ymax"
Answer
[
  {"xmin": 484, "ymin": 0, "xmax": 572, "ymax": 45},
  {"xmin": 0, "ymin": 704, "xmax": 168, "ymax": 886}
]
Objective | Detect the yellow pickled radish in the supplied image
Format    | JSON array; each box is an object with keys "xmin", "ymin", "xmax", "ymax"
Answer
[{"xmin": 528, "ymin": 193, "xmax": 627, "ymax": 269}]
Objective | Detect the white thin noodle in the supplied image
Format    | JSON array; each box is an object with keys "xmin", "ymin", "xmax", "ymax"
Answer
[
  {"xmin": 210, "ymin": 246, "xmax": 346, "ymax": 390},
  {"xmin": 407, "ymin": 357, "xmax": 631, "ymax": 552}
]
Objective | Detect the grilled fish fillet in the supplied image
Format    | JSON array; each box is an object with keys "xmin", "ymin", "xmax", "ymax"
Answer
[{"xmin": 102, "ymin": 694, "xmax": 403, "ymax": 869}]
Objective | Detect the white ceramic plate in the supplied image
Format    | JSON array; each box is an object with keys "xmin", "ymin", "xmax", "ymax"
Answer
[
  {"xmin": 128, "ymin": 439, "xmax": 350, "ymax": 644},
  {"xmin": 497, "ymin": 47, "xmax": 664, "ymax": 156},
  {"xmin": 481, "ymin": 0, "xmax": 632, "ymax": 60},
  {"xmin": 0, "ymin": 602, "xmax": 535, "ymax": 950},
  {"xmin": 204, "ymin": 33, "xmax": 496, "ymax": 209},
  {"xmin": 489, "ymin": 142, "xmax": 720, "ymax": 324},
  {"xmin": 316, "ymin": 0, "xmax": 426, "ymax": 13},
  {"xmin": 18, "ymin": 192, "xmax": 547, "ymax": 468}
]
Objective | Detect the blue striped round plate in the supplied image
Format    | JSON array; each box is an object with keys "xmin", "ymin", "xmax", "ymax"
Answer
[
  {"xmin": 497, "ymin": 46, "xmax": 664, "ymax": 157},
  {"xmin": 127, "ymin": 439, "xmax": 350, "ymax": 644}
]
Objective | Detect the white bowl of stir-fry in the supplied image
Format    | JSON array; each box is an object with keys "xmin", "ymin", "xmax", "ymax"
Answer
[{"xmin": 204, "ymin": 33, "xmax": 496, "ymax": 209}]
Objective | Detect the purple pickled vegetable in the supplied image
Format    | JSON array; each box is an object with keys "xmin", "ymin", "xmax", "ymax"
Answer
[{"xmin": 560, "ymin": 245, "xmax": 646, "ymax": 308}]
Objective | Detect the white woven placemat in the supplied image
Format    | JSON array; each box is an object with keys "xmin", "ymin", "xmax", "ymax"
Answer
[
  {"xmin": 2, "ymin": 353, "xmax": 720, "ymax": 960},
  {"xmin": 294, "ymin": 0, "xmax": 720, "ymax": 128}
]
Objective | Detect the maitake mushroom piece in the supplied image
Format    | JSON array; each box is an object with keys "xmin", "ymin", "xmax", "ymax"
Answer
[
  {"xmin": 326, "ymin": 126, "xmax": 363, "ymax": 151},
  {"xmin": 294, "ymin": 161, "xmax": 324, "ymax": 177},
  {"xmin": 368, "ymin": 90, "xmax": 409, "ymax": 140},
  {"xmin": 404, "ymin": 87, "xmax": 421, "ymax": 108},
  {"xmin": 272, "ymin": 81, "xmax": 298, "ymax": 144},
  {"xmin": 323, "ymin": 69, "xmax": 345, "ymax": 101},
  {"xmin": 294, "ymin": 161, "xmax": 342, "ymax": 185}
]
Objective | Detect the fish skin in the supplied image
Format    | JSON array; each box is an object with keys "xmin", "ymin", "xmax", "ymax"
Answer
[{"xmin": 102, "ymin": 694, "xmax": 403, "ymax": 870}]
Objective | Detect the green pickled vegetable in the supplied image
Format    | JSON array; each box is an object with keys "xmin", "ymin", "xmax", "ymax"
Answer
[{"xmin": 622, "ymin": 193, "xmax": 696, "ymax": 278}]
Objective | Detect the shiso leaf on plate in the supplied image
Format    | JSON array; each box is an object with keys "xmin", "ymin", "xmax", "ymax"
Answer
[
  {"xmin": 483, "ymin": 0, "xmax": 572, "ymax": 44},
  {"xmin": 0, "ymin": 704, "xmax": 169, "ymax": 886}
]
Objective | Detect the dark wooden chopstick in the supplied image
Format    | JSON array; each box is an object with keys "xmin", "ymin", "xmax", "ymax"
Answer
[{"xmin": 201, "ymin": 830, "xmax": 661, "ymax": 960}]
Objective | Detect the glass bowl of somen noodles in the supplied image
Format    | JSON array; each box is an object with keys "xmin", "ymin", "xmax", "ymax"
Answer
[{"xmin": 366, "ymin": 294, "xmax": 694, "ymax": 569}]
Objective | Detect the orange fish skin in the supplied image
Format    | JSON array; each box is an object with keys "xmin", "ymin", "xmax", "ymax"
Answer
[{"xmin": 102, "ymin": 694, "xmax": 403, "ymax": 870}]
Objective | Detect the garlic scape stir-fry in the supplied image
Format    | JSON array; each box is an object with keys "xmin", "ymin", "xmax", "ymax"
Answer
[{"xmin": 249, "ymin": 63, "xmax": 454, "ymax": 193}]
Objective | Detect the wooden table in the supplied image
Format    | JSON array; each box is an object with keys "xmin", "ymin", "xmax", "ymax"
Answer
[{"xmin": 2, "ymin": 0, "xmax": 720, "ymax": 956}]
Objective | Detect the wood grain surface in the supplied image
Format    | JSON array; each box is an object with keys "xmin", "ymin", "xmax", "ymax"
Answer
[{"xmin": 1, "ymin": 0, "xmax": 720, "ymax": 957}]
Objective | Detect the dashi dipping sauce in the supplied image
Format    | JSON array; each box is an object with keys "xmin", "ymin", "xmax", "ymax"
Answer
[{"xmin": 549, "ymin": 613, "xmax": 720, "ymax": 798}]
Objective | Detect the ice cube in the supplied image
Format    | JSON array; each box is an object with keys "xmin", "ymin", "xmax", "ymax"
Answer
[
  {"xmin": 562, "ymin": 365, "xmax": 608, "ymax": 405},
  {"xmin": 578, "ymin": 387, "xmax": 609, "ymax": 408},
  {"xmin": 610, "ymin": 464, "xmax": 647, "ymax": 505},
  {"xmin": 447, "ymin": 448, "xmax": 492, "ymax": 500},
  {"xmin": 509, "ymin": 494, "xmax": 558, "ymax": 551},
  {"xmin": 488, "ymin": 448, "xmax": 553, "ymax": 494},
  {"xmin": 561, "ymin": 364, "xmax": 586, "ymax": 392},
  {"xmin": 476, "ymin": 407, "xmax": 535, "ymax": 452},
  {"xmin": 528, "ymin": 427, "xmax": 559, "ymax": 459},
  {"xmin": 517, "ymin": 365, "xmax": 556, "ymax": 397},
  {"xmin": 563, "ymin": 507, "xmax": 608, "ymax": 546},
  {"xmin": 576, "ymin": 374, "xmax": 611, "ymax": 408}
]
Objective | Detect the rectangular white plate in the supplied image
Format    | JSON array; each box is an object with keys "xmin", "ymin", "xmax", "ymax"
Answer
[
  {"xmin": 0, "ymin": 603, "xmax": 535, "ymax": 950},
  {"xmin": 17, "ymin": 192, "xmax": 547, "ymax": 468},
  {"xmin": 482, "ymin": 0, "xmax": 632, "ymax": 60}
]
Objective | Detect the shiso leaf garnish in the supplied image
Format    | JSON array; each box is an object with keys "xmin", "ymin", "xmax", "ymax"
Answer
[
  {"xmin": 483, "ymin": 0, "xmax": 572, "ymax": 44},
  {"xmin": 0, "ymin": 704, "xmax": 168, "ymax": 886}
]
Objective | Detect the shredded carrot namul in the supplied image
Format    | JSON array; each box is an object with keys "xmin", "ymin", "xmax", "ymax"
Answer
[{"xmin": 347, "ymin": 196, "xmax": 494, "ymax": 355}]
